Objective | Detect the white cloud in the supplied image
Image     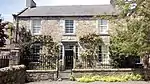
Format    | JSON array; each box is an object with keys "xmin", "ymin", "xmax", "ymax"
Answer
[{"xmin": 35, "ymin": 0, "xmax": 110, "ymax": 6}]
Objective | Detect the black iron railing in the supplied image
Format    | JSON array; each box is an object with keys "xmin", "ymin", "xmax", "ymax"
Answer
[
  {"xmin": 21, "ymin": 54, "xmax": 57, "ymax": 70},
  {"xmin": 75, "ymin": 53, "xmax": 142, "ymax": 69},
  {"xmin": 0, "ymin": 55, "xmax": 9, "ymax": 68}
]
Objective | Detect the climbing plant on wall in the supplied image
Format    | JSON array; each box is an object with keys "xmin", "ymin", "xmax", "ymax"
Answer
[
  {"xmin": 79, "ymin": 33, "xmax": 103, "ymax": 68},
  {"xmin": 19, "ymin": 27, "xmax": 59, "ymax": 70},
  {"xmin": 31, "ymin": 35, "xmax": 59, "ymax": 69}
]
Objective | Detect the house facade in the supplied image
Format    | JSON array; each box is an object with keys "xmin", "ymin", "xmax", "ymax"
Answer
[{"xmin": 14, "ymin": 0, "xmax": 117, "ymax": 70}]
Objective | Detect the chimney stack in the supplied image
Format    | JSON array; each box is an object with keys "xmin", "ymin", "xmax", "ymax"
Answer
[
  {"xmin": 110, "ymin": 0, "xmax": 115, "ymax": 7},
  {"xmin": 26, "ymin": 0, "xmax": 36, "ymax": 8}
]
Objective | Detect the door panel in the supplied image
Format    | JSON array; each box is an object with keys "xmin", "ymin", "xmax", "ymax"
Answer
[{"xmin": 65, "ymin": 50, "xmax": 73, "ymax": 69}]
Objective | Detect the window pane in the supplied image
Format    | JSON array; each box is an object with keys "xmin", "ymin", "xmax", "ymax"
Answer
[
  {"xmin": 99, "ymin": 19, "xmax": 107, "ymax": 25},
  {"xmin": 33, "ymin": 28, "xmax": 40, "ymax": 33},
  {"xmin": 31, "ymin": 44, "xmax": 41, "ymax": 62},
  {"xmin": 32, "ymin": 20, "xmax": 41, "ymax": 34},
  {"xmin": 99, "ymin": 26, "xmax": 107, "ymax": 32},
  {"xmin": 65, "ymin": 45, "xmax": 74, "ymax": 50},
  {"xmin": 98, "ymin": 19, "xmax": 108, "ymax": 33},
  {"xmin": 99, "ymin": 46, "xmax": 102, "ymax": 62},
  {"xmin": 33, "ymin": 20, "xmax": 41, "ymax": 27},
  {"xmin": 65, "ymin": 20, "xmax": 74, "ymax": 33},
  {"xmin": 102, "ymin": 45, "xmax": 109, "ymax": 53}
]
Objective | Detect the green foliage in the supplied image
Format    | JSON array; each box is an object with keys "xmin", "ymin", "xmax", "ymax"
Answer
[
  {"xmin": 80, "ymin": 33, "xmax": 103, "ymax": 49},
  {"xmin": 110, "ymin": 19, "xmax": 143, "ymax": 68},
  {"xmin": 76, "ymin": 74, "xmax": 143, "ymax": 83},
  {"xmin": 0, "ymin": 19, "xmax": 8, "ymax": 47},
  {"xmin": 79, "ymin": 33, "xmax": 103, "ymax": 57},
  {"xmin": 19, "ymin": 27, "xmax": 32, "ymax": 67},
  {"xmin": 70, "ymin": 75, "xmax": 76, "ymax": 81},
  {"xmin": 7, "ymin": 22, "xmax": 14, "ymax": 40},
  {"xmin": 79, "ymin": 33, "xmax": 103, "ymax": 68},
  {"xmin": 19, "ymin": 27, "xmax": 58, "ymax": 70},
  {"xmin": 31, "ymin": 35, "xmax": 59, "ymax": 56},
  {"xmin": 110, "ymin": 0, "xmax": 150, "ymax": 68}
]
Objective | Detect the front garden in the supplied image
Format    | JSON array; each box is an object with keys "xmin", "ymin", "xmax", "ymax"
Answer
[{"xmin": 75, "ymin": 74, "xmax": 142, "ymax": 83}]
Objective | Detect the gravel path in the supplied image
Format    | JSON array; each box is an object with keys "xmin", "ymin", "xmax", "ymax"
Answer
[{"xmin": 26, "ymin": 81, "xmax": 150, "ymax": 84}]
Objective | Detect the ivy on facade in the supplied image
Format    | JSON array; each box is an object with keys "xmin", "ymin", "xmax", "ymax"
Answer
[
  {"xmin": 78, "ymin": 33, "xmax": 103, "ymax": 68},
  {"xmin": 19, "ymin": 27, "xmax": 59, "ymax": 70}
]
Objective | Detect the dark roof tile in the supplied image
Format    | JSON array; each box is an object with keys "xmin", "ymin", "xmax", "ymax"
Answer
[{"xmin": 18, "ymin": 5, "xmax": 118, "ymax": 17}]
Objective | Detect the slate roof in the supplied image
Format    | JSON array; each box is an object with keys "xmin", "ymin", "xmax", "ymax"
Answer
[{"xmin": 18, "ymin": 5, "xmax": 118, "ymax": 17}]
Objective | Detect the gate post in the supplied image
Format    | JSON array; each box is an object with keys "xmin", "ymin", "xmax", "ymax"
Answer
[{"xmin": 56, "ymin": 55, "xmax": 59, "ymax": 79}]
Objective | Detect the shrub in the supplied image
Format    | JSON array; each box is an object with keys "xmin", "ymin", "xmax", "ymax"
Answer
[
  {"xmin": 0, "ymin": 19, "xmax": 8, "ymax": 47},
  {"xmin": 76, "ymin": 74, "xmax": 143, "ymax": 83},
  {"xmin": 110, "ymin": 53, "xmax": 140, "ymax": 68},
  {"xmin": 69, "ymin": 75, "xmax": 76, "ymax": 81}
]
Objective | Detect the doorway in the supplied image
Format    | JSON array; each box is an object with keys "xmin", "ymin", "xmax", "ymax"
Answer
[
  {"xmin": 65, "ymin": 50, "xmax": 73, "ymax": 69},
  {"xmin": 64, "ymin": 44, "xmax": 74, "ymax": 69}
]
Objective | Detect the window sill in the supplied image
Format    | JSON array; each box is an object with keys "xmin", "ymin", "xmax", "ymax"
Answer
[
  {"xmin": 99, "ymin": 33, "xmax": 110, "ymax": 36},
  {"xmin": 32, "ymin": 33, "xmax": 41, "ymax": 36},
  {"xmin": 63, "ymin": 34, "xmax": 76, "ymax": 36}
]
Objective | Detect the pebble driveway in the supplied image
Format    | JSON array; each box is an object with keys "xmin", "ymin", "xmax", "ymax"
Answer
[{"xmin": 26, "ymin": 80, "xmax": 150, "ymax": 84}]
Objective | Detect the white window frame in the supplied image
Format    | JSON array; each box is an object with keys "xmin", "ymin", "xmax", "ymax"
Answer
[
  {"xmin": 101, "ymin": 45, "xmax": 110, "ymax": 64},
  {"xmin": 97, "ymin": 19, "xmax": 109, "ymax": 34},
  {"xmin": 30, "ymin": 43, "xmax": 41, "ymax": 62},
  {"xmin": 64, "ymin": 20, "xmax": 75, "ymax": 35},
  {"xmin": 30, "ymin": 18, "xmax": 42, "ymax": 35}
]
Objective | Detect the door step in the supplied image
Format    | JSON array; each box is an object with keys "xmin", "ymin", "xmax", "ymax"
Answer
[
  {"xmin": 61, "ymin": 70, "xmax": 71, "ymax": 73},
  {"xmin": 59, "ymin": 70, "xmax": 72, "ymax": 80}
]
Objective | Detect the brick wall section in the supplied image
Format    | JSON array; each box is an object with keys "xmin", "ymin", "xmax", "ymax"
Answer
[
  {"xmin": 26, "ymin": 70, "xmax": 57, "ymax": 82},
  {"xmin": 0, "ymin": 65, "xmax": 26, "ymax": 84}
]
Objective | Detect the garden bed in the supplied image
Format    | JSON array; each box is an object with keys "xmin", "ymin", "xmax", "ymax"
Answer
[{"xmin": 72, "ymin": 68, "xmax": 150, "ymax": 81}]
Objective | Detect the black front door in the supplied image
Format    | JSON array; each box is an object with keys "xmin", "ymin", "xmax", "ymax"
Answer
[{"xmin": 65, "ymin": 50, "xmax": 73, "ymax": 69}]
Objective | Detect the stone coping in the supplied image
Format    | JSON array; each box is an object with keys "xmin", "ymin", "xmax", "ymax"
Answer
[
  {"xmin": 26, "ymin": 70, "xmax": 57, "ymax": 73},
  {"xmin": 0, "ymin": 45, "xmax": 20, "ymax": 50},
  {"xmin": 72, "ymin": 68, "xmax": 145, "ymax": 72},
  {"xmin": 0, "ymin": 47, "xmax": 20, "ymax": 50},
  {"xmin": 0, "ymin": 65, "xmax": 25, "ymax": 72}
]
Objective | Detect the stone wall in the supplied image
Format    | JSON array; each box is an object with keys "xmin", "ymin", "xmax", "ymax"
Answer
[
  {"xmin": 0, "ymin": 46, "xmax": 20, "ymax": 67},
  {"xmin": 72, "ymin": 68, "xmax": 150, "ymax": 79},
  {"xmin": 26, "ymin": 70, "xmax": 57, "ymax": 82},
  {"xmin": 0, "ymin": 65, "xmax": 26, "ymax": 84},
  {"xmin": 18, "ymin": 17, "xmax": 112, "ymax": 43},
  {"xmin": 18, "ymin": 17, "xmax": 111, "ymax": 49},
  {"xmin": 18, "ymin": 17, "xmax": 112, "ymax": 70}
]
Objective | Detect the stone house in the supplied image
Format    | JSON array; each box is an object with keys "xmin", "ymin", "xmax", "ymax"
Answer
[{"xmin": 13, "ymin": 0, "xmax": 117, "ymax": 70}]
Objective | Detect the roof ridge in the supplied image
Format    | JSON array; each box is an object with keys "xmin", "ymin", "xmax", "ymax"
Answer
[{"xmin": 36, "ymin": 4, "xmax": 112, "ymax": 7}]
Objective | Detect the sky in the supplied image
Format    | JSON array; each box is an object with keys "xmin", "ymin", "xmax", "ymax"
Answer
[{"xmin": 0, "ymin": 0, "xmax": 110, "ymax": 21}]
